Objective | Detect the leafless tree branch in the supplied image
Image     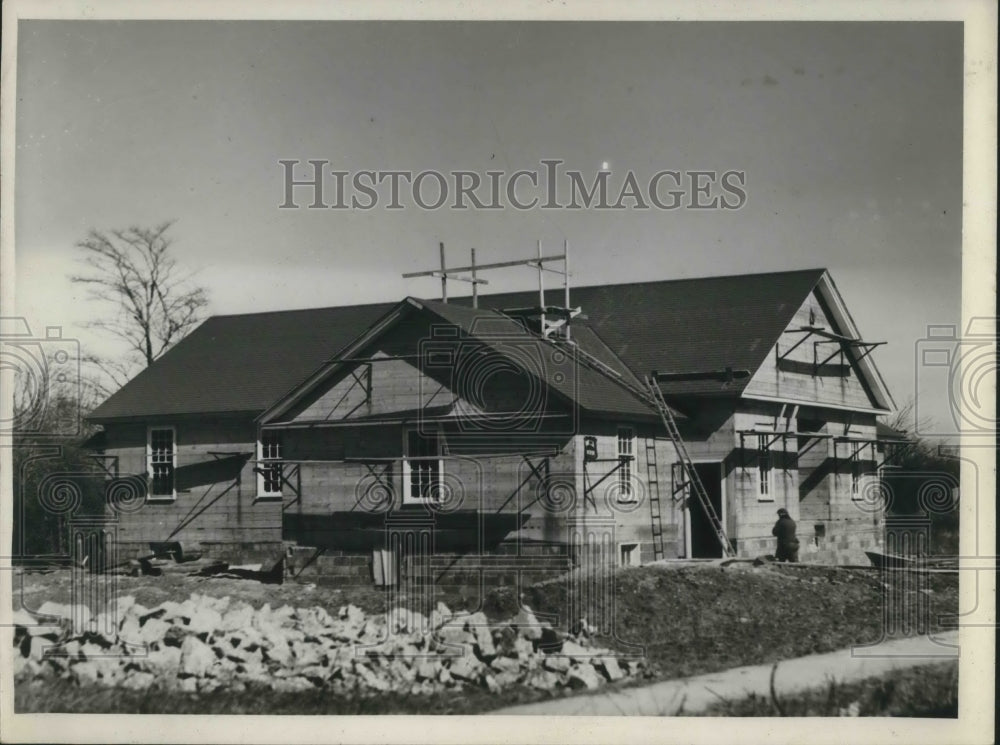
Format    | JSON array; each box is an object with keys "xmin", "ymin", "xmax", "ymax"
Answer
[{"xmin": 70, "ymin": 222, "xmax": 209, "ymax": 394}]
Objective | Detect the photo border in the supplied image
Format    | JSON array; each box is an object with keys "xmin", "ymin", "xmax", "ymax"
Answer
[{"xmin": 1, "ymin": 2, "xmax": 994, "ymax": 744}]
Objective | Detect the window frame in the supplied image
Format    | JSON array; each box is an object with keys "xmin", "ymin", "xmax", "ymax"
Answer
[
  {"xmin": 756, "ymin": 434, "xmax": 773, "ymax": 502},
  {"xmin": 146, "ymin": 425, "xmax": 177, "ymax": 501},
  {"xmin": 256, "ymin": 429, "xmax": 284, "ymax": 499},
  {"xmin": 402, "ymin": 428, "xmax": 444, "ymax": 505},
  {"xmin": 616, "ymin": 426, "xmax": 637, "ymax": 502}
]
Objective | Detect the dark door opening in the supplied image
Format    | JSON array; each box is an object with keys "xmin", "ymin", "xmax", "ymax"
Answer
[{"xmin": 688, "ymin": 462, "xmax": 724, "ymax": 558}]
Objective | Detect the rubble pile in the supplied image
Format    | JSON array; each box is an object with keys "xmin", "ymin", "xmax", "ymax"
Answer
[{"xmin": 12, "ymin": 595, "xmax": 644, "ymax": 695}]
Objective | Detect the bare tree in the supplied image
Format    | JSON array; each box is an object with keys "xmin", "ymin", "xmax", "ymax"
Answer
[{"xmin": 71, "ymin": 222, "xmax": 208, "ymax": 389}]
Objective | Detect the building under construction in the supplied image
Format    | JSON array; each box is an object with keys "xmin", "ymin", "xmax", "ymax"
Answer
[{"xmin": 86, "ymin": 251, "xmax": 903, "ymax": 586}]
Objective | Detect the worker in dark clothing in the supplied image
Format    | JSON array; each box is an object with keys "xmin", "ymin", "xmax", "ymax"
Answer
[{"xmin": 772, "ymin": 508, "xmax": 800, "ymax": 563}]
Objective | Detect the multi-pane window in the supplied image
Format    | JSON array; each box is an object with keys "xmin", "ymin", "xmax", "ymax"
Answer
[
  {"xmin": 851, "ymin": 458, "xmax": 862, "ymax": 498},
  {"xmin": 617, "ymin": 427, "xmax": 636, "ymax": 501},
  {"xmin": 405, "ymin": 430, "xmax": 442, "ymax": 503},
  {"xmin": 148, "ymin": 427, "xmax": 176, "ymax": 499},
  {"xmin": 258, "ymin": 430, "xmax": 283, "ymax": 497},
  {"xmin": 757, "ymin": 435, "xmax": 772, "ymax": 500}
]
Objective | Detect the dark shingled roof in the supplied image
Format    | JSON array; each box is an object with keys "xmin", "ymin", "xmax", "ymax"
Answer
[
  {"xmin": 89, "ymin": 268, "xmax": 827, "ymax": 421},
  {"xmin": 464, "ymin": 268, "xmax": 827, "ymax": 397},
  {"xmin": 89, "ymin": 301, "xmax": 396, "ymax": 420},
  {"xmin": 417, "ymin": 299, "xmax": 656, "ymax": 419}
]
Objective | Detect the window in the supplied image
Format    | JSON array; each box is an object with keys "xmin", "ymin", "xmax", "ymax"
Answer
[
  {"xmin": 147, "ymin": 427, "xmax": 176, "ymax": 499},
  {"xmin": 404, "ymin": 430, "xmax": 443, "ymax": 503},
  {"xmin": 850, "ymin": 458, "xmax": 863, "ymax": 498},
  {"xmin": 757, "ymin": 435, "xmax": 772, "ymax": 501},
  {"xmin": 257, "ymin": 430, "xmax": 283, "ymax": 497},
  {"xmin": 617, "ymin": 427, "xmax": 636, "ymax": 502}
]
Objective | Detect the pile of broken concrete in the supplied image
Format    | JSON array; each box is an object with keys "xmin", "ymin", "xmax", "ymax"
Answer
[{"xmin": 12, "ymin": 594, "xmax": 643, "ymax": 696}]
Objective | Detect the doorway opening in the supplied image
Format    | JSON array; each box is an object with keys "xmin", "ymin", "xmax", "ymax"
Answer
[{"xmin": 686, "ymin": 461, "xmax": 725, "ymax": 558}]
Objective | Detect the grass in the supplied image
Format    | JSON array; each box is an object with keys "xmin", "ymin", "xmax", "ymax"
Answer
[
  {"xmin": 489, "ymin": 562, "xmax": 958, "ymax": 680},
  {"xmin": 14, "ymin": 676, "xmax": 554, "ymax": 715},
  {"xmin": 692, "ymin": 661, "xmax": 959, "ymax": 717},
  {"xmin": 14, "ymin": 562, "xmax": 959, "ymax": 715}
]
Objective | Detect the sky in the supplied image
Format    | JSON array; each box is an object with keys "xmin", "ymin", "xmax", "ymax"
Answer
[{"xmin": 14, "ymin": 20, "xmax": 965, "ymax": 433}]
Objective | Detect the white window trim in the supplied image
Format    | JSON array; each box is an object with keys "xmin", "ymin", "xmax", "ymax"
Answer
[
  {"xmin": 616, "ymin": 426, "xmax": 638, "ymax": 503},
  {"xmin": 256, "ymin": 430, "xmax": 284, "ymax": 500},
  {"xmin": 402, "ymin": 428, "xmax": 445, "ymax": 505},
  {"xmin": 681, "ymin": 459, "xmax": 728, "ymax": 560},
  {"xmin": 146, "ymin": 425, "xmax": 177, "ymax": 501},
  {"xmin": 756, "ymin": 434, "xmax": 774, "ymax": 502}
]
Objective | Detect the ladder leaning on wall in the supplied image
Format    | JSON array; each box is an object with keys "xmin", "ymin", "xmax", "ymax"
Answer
[
  {"xmin": 403, "ymin": 241, "xmax": 736, "ymax": 559},
  {"xmin": 642, "ymin": 375, "xmax": 736, "ymax": 559},
  {"xmin": 643, "ymin": 437, "xmax": 666, "ymax": 561},
  {"xmin": 553, "ymin": 338, "xmax": 737, "ymax": 559}
]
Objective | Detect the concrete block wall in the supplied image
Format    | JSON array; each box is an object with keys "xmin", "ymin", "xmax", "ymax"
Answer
[
  {"xmin": 725, "ymin": 404, "xmax": 885, "ymax": 563},
  {"xmin": 98, "ymin": 417, "xmax": 282, "ymax": 562},
  {"xmin": 280, "ymin": 422, "xmax": 579, "ymax": 548},
  {"xmin": 567, "ymin": 400, "xmax": 887, "ymax": 565},
  {"xmin": 284, "ymin": 541, "xmax": 571, "ymax": 589},
  {"xmin": 728, "ymin": 403, "xmax": 799, "ymax": 555},
  {"xmin": 569, "ymin": 403, "xmax": 737, "ymax": 564}
]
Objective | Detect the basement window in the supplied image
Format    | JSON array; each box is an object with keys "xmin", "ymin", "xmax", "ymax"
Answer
[
  {"xmin": 756, "ymin": 435, "xmax": 773, "ymax": 501},
  {"xmin": 147, "ymin": 426, "xmax": 176, "ymax": 500},
  {"xmin": 617, "ymin": 427, "xmax": 637, "ymax": 502},
  {"xmin": 257, "ymin": 430, "xmax": 283, "ymax": 498},
  {"xmin": 403, "ymin": 430, "xmax": 443, "ymax": 504}
]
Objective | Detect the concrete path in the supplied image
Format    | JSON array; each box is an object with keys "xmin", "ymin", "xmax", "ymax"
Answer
[{"xmin": 495, "ymin": 631, "xmax": 959, "ymax": 716}]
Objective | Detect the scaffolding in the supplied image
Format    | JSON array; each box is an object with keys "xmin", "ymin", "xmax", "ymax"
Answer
[
  {"xmin": 737, "ymin": 428, "xmax": 799, "ymax": 474},
  {"xmin": 778, "ymin": 326, "xmax": 886, "ymax": 375},
  {"xmin": 399, "ymin": 240, "xmax": 738, "ymax": 557},
  {"xmin": 402, "ymin": 240, "xmax": 579, "ymax": 339}
]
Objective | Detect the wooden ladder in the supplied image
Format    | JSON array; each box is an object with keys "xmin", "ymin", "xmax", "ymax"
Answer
[
  {"xmin": 643, "ymin": 375, "xmax": 736, "ymax": 558},
  {"xmin": 644, "ymin": 438, "xmax": 665, "ymax": 561},
  {"xmin": 545, "ymin": 338, "xmax": 737, "ymax": 559}
]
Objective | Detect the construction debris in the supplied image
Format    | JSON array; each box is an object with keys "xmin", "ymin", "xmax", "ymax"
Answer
[
  {"xmin": 121, "ymin": 555, "xmax": 282, "ymax": 583},
  {"xmin": 11, "ymin": 598, "xmax": 644, "ymax": 696}
]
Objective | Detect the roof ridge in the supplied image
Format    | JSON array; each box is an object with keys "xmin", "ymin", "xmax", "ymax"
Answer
[
  {"xmin": 202, "ymin": 268, "xmax": 828, "ymax": 321},
  {"xmin": 208, "ymin": 298, "xmax": 397, "ymax": 321},
  {"xmin": 89, "ymin": 266, "xmax": 849, "ymax": 422}
]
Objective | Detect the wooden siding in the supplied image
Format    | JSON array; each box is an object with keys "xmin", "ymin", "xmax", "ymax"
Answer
[
  {"xmin": 743, "ymin": 289, "xmax": 879, "ymax": 410},
  {"xmin": 282, "ymin": 310, "xmax": 549, "ymax": 425}
]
